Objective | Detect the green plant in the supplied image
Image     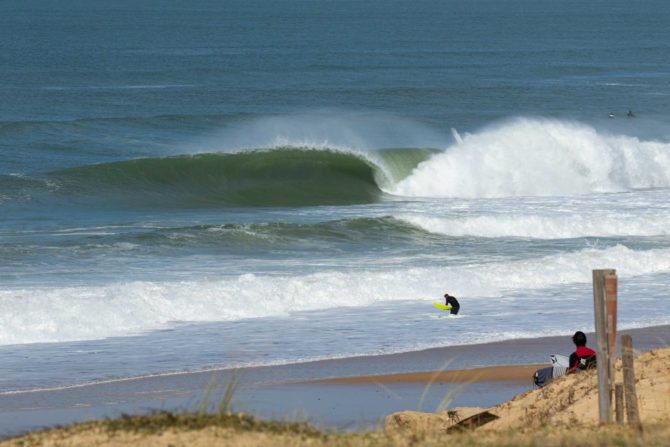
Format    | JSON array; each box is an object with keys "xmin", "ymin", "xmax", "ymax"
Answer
[
  {"xmin": 416, "ymin": 359, "xmax": 454, "ymax": 412},
  {"xmin": 218, "ymin": 369, "xmax": 241, "ymax": 415},
  {"xmin": 198, "ymin": 372, "xmax": 222, "ymax": 416}
]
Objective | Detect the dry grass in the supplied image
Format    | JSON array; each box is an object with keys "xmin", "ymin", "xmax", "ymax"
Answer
[{"xmin": 2, "ymin": 412, "xmax": 669, "ymax": 447}]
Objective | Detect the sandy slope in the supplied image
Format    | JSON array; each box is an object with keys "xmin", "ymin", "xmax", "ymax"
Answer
[
  {"xmin": 386, "ymin": 347, "xmax": 670, "ymax": 434},
  {"xmin": 483, "ymin": 347, "xmax": 670, "ymax": 430}
]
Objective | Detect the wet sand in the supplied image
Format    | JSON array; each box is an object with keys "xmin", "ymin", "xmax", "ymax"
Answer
[{"xmin": 316, "ymin": 364, "xmax": 545, "ymax": 383}]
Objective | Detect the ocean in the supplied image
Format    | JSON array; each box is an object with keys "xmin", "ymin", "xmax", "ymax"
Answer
[{"xmin": 1, "ymin": 0, "xmax": 670, "ymax": 393}]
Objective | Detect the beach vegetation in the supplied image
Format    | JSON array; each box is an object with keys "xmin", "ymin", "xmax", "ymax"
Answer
[{"xmin": 2, "ymin": 413, "xmax": 669, "ymax": 447}]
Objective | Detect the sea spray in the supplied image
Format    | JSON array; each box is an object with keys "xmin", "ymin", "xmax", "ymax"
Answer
[{"xmin": 392, "ymin": 118, "xmax": 670, "ymax": 198}]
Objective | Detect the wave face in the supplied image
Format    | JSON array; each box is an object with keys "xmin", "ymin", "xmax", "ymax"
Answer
[
  {"xmin": 392, "ymin": 118, "xmax": 670, "ymax": 198},
  {"xmin": 38, "ymin": 147, "xmax": 433, "ymax": 208}
]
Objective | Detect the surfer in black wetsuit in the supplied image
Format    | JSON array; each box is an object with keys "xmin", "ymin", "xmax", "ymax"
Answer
[
  {"xmin": 444, "ymin": 293, "xmax": 460, "ymax": 315},
  {"xmin": 627, "ymin": 109, "xmax": 635, "ymax": 118}
]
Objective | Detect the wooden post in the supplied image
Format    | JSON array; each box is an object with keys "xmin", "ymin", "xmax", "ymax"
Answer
[
  {"xmin": 621, "ymin": 335, "xmax": 641, "ymax": 430},
  {"xmin": 615, "ymin": 383, "xmax": 624, "ymax": 424},
  {"xmin": 592, "ymin": 269, "xmax": 614, "ymax": 423},
  {"xmin": 605, "ymin": 275, "xmax": 618, "ymax": 356},
  {"xmin": 605, "ymin": 274, "xmax": 618, "ymax": 407}
]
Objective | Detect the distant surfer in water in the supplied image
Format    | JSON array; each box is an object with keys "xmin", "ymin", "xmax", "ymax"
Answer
[
  {"xmin": 627, "ymin": 109, "xmax": 635, "ymax": 118},
  {"xmin": 444, "ymin": 293, "xmax": 460, "ymax": 315}
]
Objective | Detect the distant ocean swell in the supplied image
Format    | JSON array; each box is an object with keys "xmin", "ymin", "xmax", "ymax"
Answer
[
  {"xmin": 0, "ymin": 217, "xmax": 440, "ymax": 258},
  {"xmin": 3, "ymin": 212, "xmax": 670, "ymax": 262}
]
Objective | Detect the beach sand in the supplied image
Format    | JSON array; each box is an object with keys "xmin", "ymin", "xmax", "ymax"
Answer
[
  {"xmin": 315, "ymin": 364, "xmax": 544, "ymax": 384},
  {"xmin": 1, "ymin": 325, "xmax": 668, "ymax": 439}
]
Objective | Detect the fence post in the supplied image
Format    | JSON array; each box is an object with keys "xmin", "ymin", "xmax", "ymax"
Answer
[
  {"xmin": 592, "ymin": 269, "xmax": 615, "ymax": 423},
  {"xmin": 605, "ymin": 274, "xmax": 618, "ymax": 408},
  {"xmin": 621, "ymin": 335, "xmax": 641, "ymax": 431},
  {"xmin": 615, "ymin": 383, "xmax": 624, "ymax": 424}
]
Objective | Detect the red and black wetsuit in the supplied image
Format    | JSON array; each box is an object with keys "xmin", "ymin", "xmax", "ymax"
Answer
[{"xmin": 568, "ymin": 346, "xmax": 596, "ymax": 372}]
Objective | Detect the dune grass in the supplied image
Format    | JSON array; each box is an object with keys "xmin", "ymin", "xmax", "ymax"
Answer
[
  {"xmin": 3, "ymin": 412, "xmax": 668, "ymax": 447},
  {"xmin": 4, "ymin": 368, "xmax": 668, "ymax": 447}
]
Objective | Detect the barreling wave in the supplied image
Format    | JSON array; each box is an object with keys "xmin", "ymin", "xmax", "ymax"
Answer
[
  {"xmin": 392, "ymin": 118, "xmax": 670, "ymax": 198},
  {"xmin": 49, "ymin": 147, "xmax": 435, "ymax": 208}
]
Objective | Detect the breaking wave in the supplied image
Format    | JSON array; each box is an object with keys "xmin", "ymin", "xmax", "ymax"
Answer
[
  {"xmin": 2, "ymin": 244, "xmax": 670, "ymax": 345},
  {"xmin": 4, "ymin": 147, "xmax": 435, "ymax": 208},
  {"xmin": 392, "ymin": 118, "xmax": 670, "ymax": 198}
]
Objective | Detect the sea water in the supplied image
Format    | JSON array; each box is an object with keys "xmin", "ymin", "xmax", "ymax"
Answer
[{"xmin": 1, "ymin": 0, "xmax": 670, "ymax": 392}]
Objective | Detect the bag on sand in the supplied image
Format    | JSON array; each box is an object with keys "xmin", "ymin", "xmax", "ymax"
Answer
[
  {"xmin": 533, "ymin": 366, "xmax": 554, "ymax": 388},
  {"xmin": 533, "ymin": 354, "xmax": 569, "ymax": 388}
]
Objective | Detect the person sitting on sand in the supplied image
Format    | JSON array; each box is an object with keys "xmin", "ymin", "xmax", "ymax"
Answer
[
  {"xmin": 567, "ymin": 331, "xmax": 596, "ymax": 374},
  {"xmin": 444, "ymin": 293, "xmax": 460, "ymax": 315}
]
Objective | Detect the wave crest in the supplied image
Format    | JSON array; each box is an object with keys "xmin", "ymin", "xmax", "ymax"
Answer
[{"xmin": 392, "ymin": 118, "xmax": 670, "ymax": 198}]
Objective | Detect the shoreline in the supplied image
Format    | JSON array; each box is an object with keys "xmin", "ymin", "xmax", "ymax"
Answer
[
  {"xmin": 5, "ymin": 324, "xmax": 669, "ymax": 396},
  {"xmin": 315, "ymin": 364, "xmax": 545, "ymax": 384},
  {"xmin": 1, "ymin": 325, "xmax": 668, "ymax": 437}
]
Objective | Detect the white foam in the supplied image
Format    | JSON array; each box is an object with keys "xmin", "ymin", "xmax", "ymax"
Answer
[
  {"xmin": 2, "ymin": 244, "xmax": 670, "ymax": 346},
  {"xmin": 392, "ymin": 118, "xmax": 670, "ymax": 198},
  {"xmin": 398, "ymin": 213, "xmax": 670, "ymax": 239}
]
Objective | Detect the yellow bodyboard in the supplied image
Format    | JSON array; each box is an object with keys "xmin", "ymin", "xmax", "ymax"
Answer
[{"xmin": 433, "ymin": 302, "xmax": 452, "ymax": 311}]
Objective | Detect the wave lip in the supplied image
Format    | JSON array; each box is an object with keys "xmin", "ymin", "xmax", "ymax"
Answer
[{"xmin": 392, "ymin": 118, "xmax": 670, "ymax": 199}]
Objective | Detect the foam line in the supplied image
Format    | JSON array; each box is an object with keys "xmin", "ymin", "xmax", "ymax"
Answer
[
  {"xmin": 397, "ymin": 213, "xmax": 670, "ymax": 239},
  {"xmin": 2, "ymin": 245, "xmax": 670, "ymax": 346}
]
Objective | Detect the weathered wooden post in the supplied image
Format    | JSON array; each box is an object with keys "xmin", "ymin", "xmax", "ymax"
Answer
[
  {"xmin": 615, "ymin": 383, "xmax": 624, "ymax": 424},
  {"xmin": 605, "ymin": 273, "xmax": 618, "ymax": 409},
  {"xmin": 592, "ymin": 269, "xmax": 615, "ymax": 423},
  {"xmin": 621, "ymin": 335, "xmax": 641, "ymax": 430}
]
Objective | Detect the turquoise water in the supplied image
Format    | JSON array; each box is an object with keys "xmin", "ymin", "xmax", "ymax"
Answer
[{"xmin": 1, "ymin": 0, "xmax": 670, "ymax": 391}]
